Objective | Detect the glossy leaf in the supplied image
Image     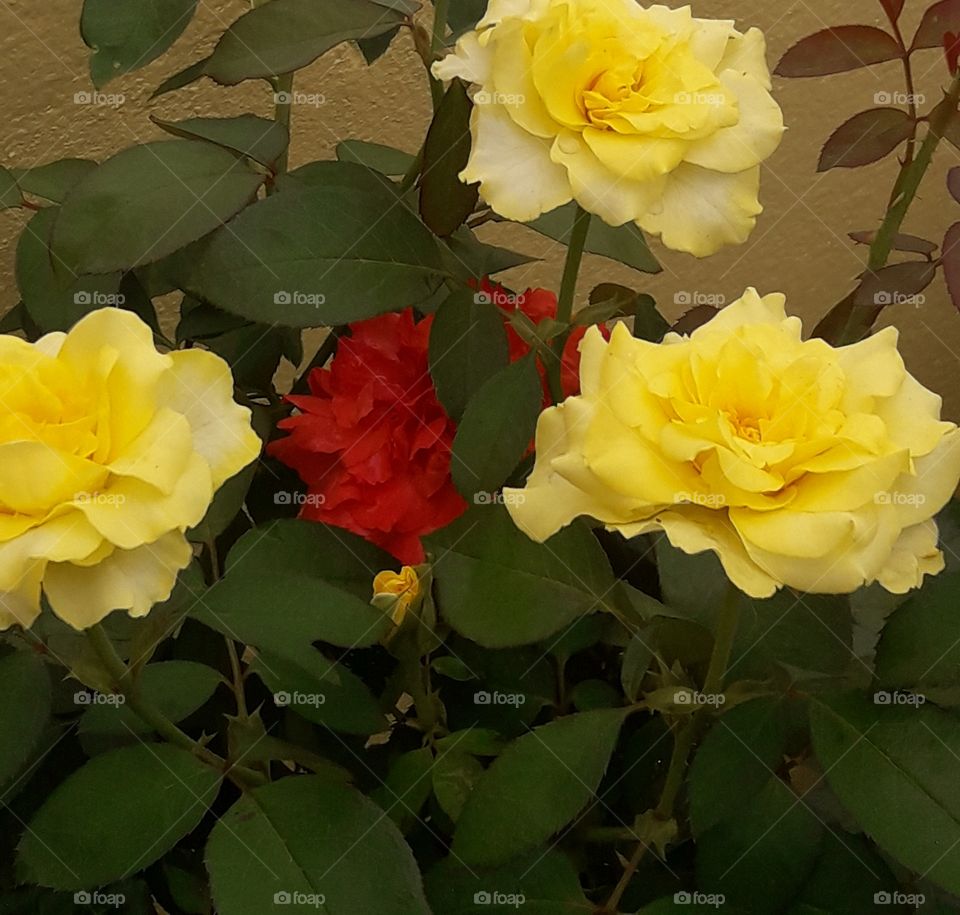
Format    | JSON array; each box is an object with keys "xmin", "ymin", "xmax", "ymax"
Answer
[
  {"xmin": 192, "ymin": 176, "xmax": 447, "ymax": 327},
  {"xmin": 776, "ymin": 27, "xmax": 902, "ymax": 77},
  {"xmin": 195, "ymin": 520, "xmax": 393, "ymax": 663},
  {"xmin": 81, "ymin": 0, "xmax": 197, "ymax": 87},
  {"xmin": 817, "ymin": 108, "xmax": 914, "ymax": 171},
  {"xmin": 0, "ymin": 652, "xmax": 51, "ymax": 788},
  {"xmin": 10, "ymin": 159, "xmax": 96, "ymax": 203},
  {"xmin": 944, "ymin": 221, "xmax": 960, "ymax": 311},
  {"xmin": 429, "ymin": 288, "xmax": 510, "ymax": 420},
  {"xmin": 150, "ymin": 115, "xmax": 289, "ymax": 167},
  {"xmin": 453, "ymin": 708, "xmax": 629, "ymax": 866},
  {"xmin": 427, "ymin": 507, "xmax": 616, "ymax": 647},
  {"xmin": 880, "ymin": 0, "xmax": 905, "ymax": 22},
  {"xmin": 811, "ymin": 693, "xmax": 960, "ymax": 894},
  {"xmin": 206, "ymin": 776, "xmax": 431, "ymax": 915},
  {"xmin": 848, "ymin": 229, "xmax": 937, "ymax": 256},
  {"xmin": 18, "ymin": 744, "xmax": 221, "ymax": 890},
  {"xmin": 525, "ymin": 201, "xmax": 661, "ymax": 273},
  {"xmin": 420, "ymin": 80, "xmax": 478, "ymax": 237},
  {"xmin": 336, "ymin": 139, "xmax": 415, "ymax": 176},
  {"xmin": 205, "ymin": 0, "xmax": 405, "ymax": 84},
  {"xmin": 451, "ymin": 355, "xmax": 542, "ymax": 497},
  {"xmin": 16, "ymin": 207, "xmax": 123, "ymax": 332},
  {"xmin": 51, "ymin": 141, "xmax": 265, "ymax": 275}
]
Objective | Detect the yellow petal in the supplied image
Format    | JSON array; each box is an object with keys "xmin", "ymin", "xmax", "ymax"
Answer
[
  {"xmin": 43, "ymin": 531, "xmax": 193, "ymax": 629},
  {"xmin": 0, "ymin": 442, "xmax": 107, "ymax": 515},
  {"xmin": 107, "ymin": 407, "xmax": 194, "ymax": 494},
  {"xmin": 160, "ymin": 349, "xmax": 261, "ymax": 490},
  {"xmin": 0, "ymin": 561, "xmax": 43, "ymax": 631},
  {"xmin": 876, "ymin": 521, "xmax": 944, "ymax": 594}
]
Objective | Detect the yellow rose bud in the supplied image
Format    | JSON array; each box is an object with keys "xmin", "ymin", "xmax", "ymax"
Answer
[
  {"xmin": 505, "ymin": 289, "xmax": 960, "ymax": 597},
  {"xmin": 372, "ymin": 566, "xmax": 422, "ymax": 627},
  {"xmin": 433, "ymin": 0, "xmax": 784, "ymax": 256},
  {"xmin": 0, "ymin": 309, "xmax": 261, "ymax": 631}
]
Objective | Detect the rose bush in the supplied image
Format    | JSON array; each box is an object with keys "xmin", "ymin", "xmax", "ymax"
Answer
[
  {"xmin": 434, "ymin": 0, "xmax": 784, "ymax": 255},
  {"xmin": 506, "ymin": 288, "xmax": 960, "ymax": 596},
  {"xmin": 0, "ymin": 308, "xmax": 259, "ymax": 631}
]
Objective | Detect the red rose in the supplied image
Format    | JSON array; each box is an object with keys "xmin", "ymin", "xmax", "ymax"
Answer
[
  {"xmin": 269, "ymin": 310, "xmax": 465, "ymax": 565},
  {"xmin": 478, "ymin": 278, "xmax": 603, "ymax": 400}
]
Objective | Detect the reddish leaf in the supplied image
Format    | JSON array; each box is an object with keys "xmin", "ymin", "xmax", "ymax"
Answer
[
  {"xmin": 946, "ymin": 31, "xmax": 960, "ymax": 72},
  {"xmin": 776, "ymin": 26, "xmax": 902, "ymax": 77},
  {"xmin": 880, "ymin": 0, "xmax": 906, "ymax": 21},
  {"xmin": 950, "ymin": 167, "xmax": 960, "ymax": 202},
  {"xmin": 670, "ymin": 305, "xmax": 718, "ymax": 335},
  {"xmin": 944, "ymin": 222, "xmax": 960, "ymax": 311},
  {"xmin": 817, "ymin": 108, "xmax": 914, "ymax": 171},
  {"xmin": 854, "ymin": 261, "xmax": 938, "ymax": 310},
  {"xmin": 912, "ymin": 0, "xmax": 960, "ymax": 50},
  {"xmin": 848, "ymin": 230, "xmax": 938, "ymax": 256},
  {"xmin": 943, "ymin": 222, "xmax": 960, "ymax": 309}
]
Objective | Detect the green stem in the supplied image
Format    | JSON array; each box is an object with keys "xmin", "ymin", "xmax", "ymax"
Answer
[
  {"xmin": 600, "ymin": 583, "xmax": 741, "ymax": 913},
  {"xmin": 547, "ymin": 205, "xmax": 591, "ymax": 404},
  {"xmin": 428, "ymin": 0, "xmax": 451, "ymax": 109},
  {"xmin": 273, "ymin": 72, "xmax": 295, "ymax": 178},
  {"xmin": 869, "ymin": 69, "xmax": 960, "ymax": 271},
  {"xmin": 86, "ymin": 625, "xmax": 266, "ymax": 787}
]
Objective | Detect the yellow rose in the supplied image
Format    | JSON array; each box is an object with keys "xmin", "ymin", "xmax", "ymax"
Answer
[
  {"xmin": 372, "ymin": 566, "xmax": 422, "ymax": 627},
  {"xmin": 0, "ymin": 308, "xmax": 261, "ymax": 630},
  {"xmin": 505, "ymin": 289, "xmax": 960, "ymax": 597},
  {"xmin": 433, "ymin": 0, "xmax": 784, "ymax": 257}
]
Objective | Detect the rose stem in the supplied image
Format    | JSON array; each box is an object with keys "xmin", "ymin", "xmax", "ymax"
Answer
[
  {"xmin": 547, "ymin": 204, "xmax": 591, "ymax": 404},
  {"xmin": 86, "ymin": 623, "xmax": 267, "ymax": 788},
  {"xmin": 599, "ymin": 583, "xmax": 742, "ymax": 914}
]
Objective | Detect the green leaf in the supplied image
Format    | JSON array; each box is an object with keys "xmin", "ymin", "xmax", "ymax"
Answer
[
  {"xmin": 336, "ymin": 139, "xmax": 415, "ymax": 176},
  {"xmin": 195, "ymin": 520, "xmax": 393, "ymax": 663},
  {"xmin": 151, "ymin": 115, "xmax": 289, "ymax": 167},
  {"xmin": 432, "ymin": 750, "xmax": 485, "ymax": 822},
  {"xmin": 429, "ymin": 288, "xmax": 510, "ymax": 421},
  {"xmin": 204, "ymin": 0, "xmax": 405, "ymax": 84},
  {"xmin": 621, "ymin": 633, "xmax": 654, "ymax": 703},
  {"xmin": 0, "ymin": 165, "xmax": 23, "ymax": 209},
  {"xmin": 447, "ymin": 0, "xmax": 487, "ymax": 38},
  {"xmin": 420, "ymin": 80, "xmax": 478, "ymax": 236},
  {"xmin": 10, "ymin": 159, "xmax": 97, "ymax": 203},
  {"xmin": 689, "ymin": 697, "xmax": 789, "ymax": 836},
  {"xmin": 81, "ymin": 0, "xmax": 197, "ymax": 86},
  {"xmin": 0, "ymin": 652, "xmax": 52, "ymax": 787},
  {"xmin": 251, "ymin": 650, "xmax": 386, "ymax": 736},
  {"xmin": 78, "ymin": 660, "xmax": 221, "ymax": 745},
  {"xmin": 206, "ymin": 776, "xmax": 431, "ymax": 914},
  {"xmin": 435, "ymin": 727, "xmax": 506, "ymax": 757},
  {"xmin": 425, "ymin": 849, "xmax": 590, "ymax": 914},
  {"xmin": 18, "ymin": 744, "xmax": 221, "ymax": 890},
  {"xmin": 427, "ymin": 507, "xmax": 616, "ymax": 647},
  {"xmin": 371, "ymin": 748, "xmax": 435, "ymax": 833},
  {"xmin": 810, "ymin": 692, "xmax": 960, "ymax": 895},
  {"xmin": 432, "ymin": 656, "xmax": 477, "ymax": 681},
  {"xmin": 16, "ymin": 207, "xmax": 122, "ymax": 332},
  {"xmin": 188, "ymin": 463, "xmax": 256, "ymax": 544},
  {"xmin": 443, "ymin": 227, "xmax": 537, "ymax": 281},
  {"xmin": 453, "ymin": 708, "xmax": 628, "ymax": 866},
  {"xmin": 875, "ymin": 569, "xmax": 960, "ymax": 690},
  {"xmin": 191, "ymin": 176, "xmax": 447, "ymax": 327},
  {"xmin": 525, "ymin": 201, "xmax": 661, "ymax": 274},
  {"xmin": 51, "ymin": 141, "xmax": 265, "ymax": 275},
  {"xmin": 152, "ymin": 57, "xmax": 208, "ymax": 98},
  {"xmin": 696, "ymin": 777, "xmax": 823, "ymax": 914},
  {"xmin": 451, "ymin": 356, "xmax": 542, "ymax": 498}
]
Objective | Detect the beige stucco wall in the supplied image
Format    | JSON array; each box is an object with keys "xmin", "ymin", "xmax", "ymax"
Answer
[{"xmin": 2, "ymin": 0, "xmax": 959, "ymax": 414}]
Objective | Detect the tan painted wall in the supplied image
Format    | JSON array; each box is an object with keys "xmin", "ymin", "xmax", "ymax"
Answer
[{"xmin": 2, "ymin": 0, "xmax": 960, "ymax": 413}]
